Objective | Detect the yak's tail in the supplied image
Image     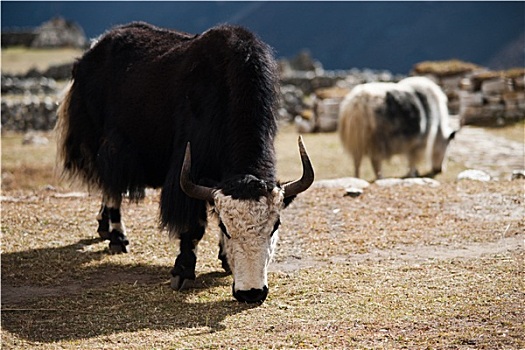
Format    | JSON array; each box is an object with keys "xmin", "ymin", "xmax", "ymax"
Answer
[
  {"xmin": 55, "ymin": 82, "xmax": 73, "ymax": 175},
  {"xmin": 54, "ymin": 77, "xmax": 102, "ymax": 191},
  {"xmin": 55, "ymin": 80, "xmax": 145, "ymax": 200},
  {"xmin": 338, "ymin": 87, "xmax": 371, "ymax": 177}
]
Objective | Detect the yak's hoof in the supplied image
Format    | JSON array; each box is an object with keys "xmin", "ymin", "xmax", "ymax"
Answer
[
  {"xmin": 109, "ymin": 242, "xmax": 129, "ymax": 254},
  {"xmin": 170, "ymin": 263, "xmax": 196, "ymax": 291},
  {"xmin": 108, "ymin": 230, "xmax": 129, "ymax": 254},
  {"xmin": 170, "ymin": 275, "xmax": 194, "ymax": 291}
]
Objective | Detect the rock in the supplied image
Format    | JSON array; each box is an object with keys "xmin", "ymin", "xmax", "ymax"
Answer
[
  {"xmin": 511, "ymin": 170, "xmax": 525, "ymax": 180},
  {"xmin": 374, "ymin": 178, "xmax": 441, "ymax": 187},
  {"xmin": 313, "ymin": 98, "xmax": 340, "ymax": 132},
  {"xmin": 294, "ymin": 115, "xmax": 315, "ymax": 133},
  {"xmin": 457, "ymin": 169, "xmax": 491, "ymax": 182},
  {"xmin": 1, "ymin": 98, "xmax": 59, "ymax": 131},
  {"xmin": 53, "ymin": 192, "xmax": 88, "ymax": 198},
  {"xmin": 344, "ymin": 187, "xmax": 364, "ymax": 198},
  {"xmin": 43, "ymin": 185, "xmax": 57, "ymax": 191},
  {"xmin": 314, "ymin": 177, "xmax": 370, "ymax": 190},
  {"xmin": 22, "ymin": 132, "xmax": 49, "ymax": 145},
  {"xmin": 31, "ymin": 17, "xmax": 87, "ymax": 48}
]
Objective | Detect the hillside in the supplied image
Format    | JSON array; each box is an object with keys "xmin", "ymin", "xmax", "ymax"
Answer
[{"xmin": 2, "ymin": 1, "xmax": 524, "ymax": 74}]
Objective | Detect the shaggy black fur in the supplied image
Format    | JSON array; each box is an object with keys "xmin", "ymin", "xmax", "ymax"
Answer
[
  {"xmin": 382, "ymin": 90, "xmax": 423, "ymax": 138},
  {"xmin": 220, "ymin": 175, "xmax": 275, "ymax": 200},
  {"xmin": 58, "ymin": 22, "xmax": 279, "ymax": 236}
]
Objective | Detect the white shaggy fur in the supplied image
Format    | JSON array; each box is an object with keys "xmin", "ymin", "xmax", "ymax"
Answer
[
  {"xmin": 213, "ymin": 187, "xmax": 284, "ymax": 292},
  {"xmin": 338, "ymin": 77, "xmax": 455, "ymax": 179},
  {"xmin": 398, "ymin": 76, "xmax": 455, "ymax": 173}
]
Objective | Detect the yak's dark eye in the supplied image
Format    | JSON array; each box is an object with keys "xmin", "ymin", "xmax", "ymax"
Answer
[
  {"xmin": 272, "ymin": 218, "xmax": 281, "ymax": 236},
  {"xmin": 219, "ymin": 222, "xmax": 231, "ymax": 239}
]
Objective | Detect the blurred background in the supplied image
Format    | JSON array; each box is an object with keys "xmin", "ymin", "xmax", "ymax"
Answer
[
  {"xmin": 1, "ymin": 1, "xmax": 524, "ymax": 189},
  {"xmin": 2, "ymin": 1, "xmax": 524, "ymax": 73}
]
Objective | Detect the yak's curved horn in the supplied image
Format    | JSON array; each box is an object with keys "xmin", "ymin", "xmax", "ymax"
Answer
[
  {"xmin": 180, "ymin": 142, "xmax": 216, "ymax": 202},
  {"xmin": 283, "ymin": 136, "xmax": 315, "ymax": 198}
]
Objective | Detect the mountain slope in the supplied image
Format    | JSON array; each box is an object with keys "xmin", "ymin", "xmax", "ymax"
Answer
[{"xmin": 2, "ymin": 1, "xmax": 523, "ymax": 73}]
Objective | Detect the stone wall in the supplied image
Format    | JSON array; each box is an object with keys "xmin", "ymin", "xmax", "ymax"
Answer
[
  {"xmin": 1, "ymin": 73, "xmax": 64, "ymax": 132},
  {"xmin": 1, "ymin": 97, "xmax": 58, "ymax": 131},
  {"xmin": 293, "ymin": 60, "xmax": 525, "ymax": 132},
  {"xmin": 459, "ymin": 70, "xmax": 525, "ymax": 126},
  {"xmin": 413, "ymin": 70, "xmax": 525, "ymax": 127},
  {"xmin": 2, "ymin": 53, "xmax": 523, "ymax": 133},
  {"xmin": 411, "ymin": 60, "xmax": 525, "ymax": 126}
]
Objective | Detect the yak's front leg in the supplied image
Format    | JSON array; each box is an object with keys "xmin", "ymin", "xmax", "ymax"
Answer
[
  {"xmin": 405, "ymin": 147, "xmax": 424, "ymax": 178},
  {"xmin": 98, "ymin": 194, "xmax": 129, "ymax": 253},
  {"xmin": 96, "ymin": 202, "xmax": 110, "ymax": 240},
  {"xmin": 170, "ymin": 224, "xmax": 205, "ymax": 291}
]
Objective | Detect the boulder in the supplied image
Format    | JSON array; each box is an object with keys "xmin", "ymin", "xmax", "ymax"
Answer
[
  {"xmin": 457, "ymin": 169, "xmax": 492, "ymax": 182},
  {"xmin": 31, "ymin": 17, "xmax": 87, "ymax": 48},
  {"xmin": 374, "ymin": 178, "xmax": 441, "ymax": 187}
]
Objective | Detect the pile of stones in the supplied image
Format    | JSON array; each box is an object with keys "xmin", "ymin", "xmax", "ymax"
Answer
[
  {"xmin": 411, "ymin": 60, "xmax": 525, "ymax": 126},
  {"xmin": 458, "ymin": 69, "xmax": 525, "ymax": 126},
  {"xmin": 2, "ymin": 17, "xmax": 86, "ymax": 49},
  {"xmin": 2, "ymin": 51, "xmax": 523, "ymax": 133}
]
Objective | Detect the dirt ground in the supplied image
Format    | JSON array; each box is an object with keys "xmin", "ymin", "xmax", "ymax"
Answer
[
  {"xmin": 2, "ymin": 126, "xmax": 524, "ymax": 348},
  {"xmin": 2, "ymin": 179, "xmax": 524, "ymax": 349},
  {"xmin": 3, "ymin": 47, "xmax": 524, "ymax": 348}
]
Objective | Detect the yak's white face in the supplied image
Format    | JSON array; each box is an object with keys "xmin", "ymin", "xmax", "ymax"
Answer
[
  {"xmin": 178, "ymin": 137, "xmax": 314, "ymax": 303},
  {"xmin": 213, "ymin": 187, "xmax": 284, "ymax": 303},
  {"xmin": 431, "ymin": 128, "xmax": 456, "ymax": 174}
]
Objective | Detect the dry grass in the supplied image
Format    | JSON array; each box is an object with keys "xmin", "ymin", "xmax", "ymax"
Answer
[
  {"xmin": 276, "ymin": 124, "xmax": 467, "ymax": 183},
  {"xmin": 484, "ymin": 120, "xmax": 525, "ymax": 143},
  {"xmin": 2, "ymin": 126, "xmax": 524, "ymax": 349},
  {"xmin": 1, "ymin": 132, "xmax": 62, "ymax": 190},
  {"xmin": 1, "ymin": 47, "xmax": 84, "ymax": 75},
  {"xmin": 471, "ymin": 68, "xmax": 525, "ymax": 81},
  {"xmin": 1, "ymin": 125, "xmax": 466, "ymax": 193},
  {"xmin": 1, "ymin": 181, "xmax": 523, "ymax": 349},
  {"xmin": 1, "ymin": 47, "xmax": 524, "ymax": 349}
]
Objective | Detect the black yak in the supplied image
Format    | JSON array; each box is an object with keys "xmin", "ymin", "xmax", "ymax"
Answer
[{"xmin": 56, "ymin": 22, "xmax": 314, "ymax": 303}]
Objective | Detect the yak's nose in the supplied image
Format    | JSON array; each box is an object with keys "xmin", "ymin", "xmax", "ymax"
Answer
[{"xmin": 233, "ymin": 285, "xmax": 268, "ymax": 303}]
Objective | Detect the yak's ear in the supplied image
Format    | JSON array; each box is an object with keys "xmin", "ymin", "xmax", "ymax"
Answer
[
  {"xmin": 283, "ymin": 195, "xmax": 297, "ymax": 208},
  {"xmin": 279, "ymin": 181, "xmax": 297, "ymax": 208}
]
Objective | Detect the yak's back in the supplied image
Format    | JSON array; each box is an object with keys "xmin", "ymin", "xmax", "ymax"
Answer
[
  {"xmin": 58, "ymin": 22, "xmax": 280, "ymax": 234},
  {"xmin": 338, "ymin": 82, "xmax": 430, "ymax": 160}
]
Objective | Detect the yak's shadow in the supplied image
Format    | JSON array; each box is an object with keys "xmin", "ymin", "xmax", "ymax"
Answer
[{"xmin": 2, "ymin": 238, "xmax": 255, "ymax": 343}]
